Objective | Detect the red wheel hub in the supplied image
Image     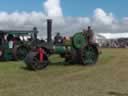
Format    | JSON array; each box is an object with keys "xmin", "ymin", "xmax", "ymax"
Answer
[{"xmin": 37, "ymin": 48, "xmax": 44, "ymax": 62}]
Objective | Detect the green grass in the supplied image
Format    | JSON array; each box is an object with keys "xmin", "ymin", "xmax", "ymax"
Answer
[{"xmin": 0, "ymin": 48, "xmax": 128, "ymax": 96}]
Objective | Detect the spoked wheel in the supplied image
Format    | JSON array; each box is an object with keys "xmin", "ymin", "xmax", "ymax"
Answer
[
  {"xmin": 80, "ymin": 44, "xmax": 99, "ymax": 65},
  {"xmin": 13, "ymin": 46, "xmax": 29, "ymax": 60},
  {"xmin": 24, "ymin": 49, "xmax": 48, "ymax": 70}
]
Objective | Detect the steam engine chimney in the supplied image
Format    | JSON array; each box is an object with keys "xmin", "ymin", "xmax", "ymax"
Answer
[{"xmin": 47, "ymin": 19, "xmax": 52, "ymax": 43}]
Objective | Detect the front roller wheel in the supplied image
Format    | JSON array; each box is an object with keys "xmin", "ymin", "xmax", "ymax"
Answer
[
  {"xmin": 80, "ymin": 44, "xmax": 99, "ymax": 65},
  {"xmin": 24, "ymin": 50, "xmax": 48, "ymax": 70}
]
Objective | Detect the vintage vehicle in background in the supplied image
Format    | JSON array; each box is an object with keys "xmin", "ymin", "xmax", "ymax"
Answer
[{"xmin": 0, "ymin": 27, "xmax": 38, "ymax": 61}]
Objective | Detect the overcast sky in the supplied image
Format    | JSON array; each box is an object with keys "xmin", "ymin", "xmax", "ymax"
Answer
[{"xmin": 0, "ymin": 0, "xmax": 128, "ymax": 38}]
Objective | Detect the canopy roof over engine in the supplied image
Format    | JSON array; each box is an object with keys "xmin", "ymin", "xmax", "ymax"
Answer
[{"xmin": 0, "ymin": 30, "xmax": 37, "ymax": 35}]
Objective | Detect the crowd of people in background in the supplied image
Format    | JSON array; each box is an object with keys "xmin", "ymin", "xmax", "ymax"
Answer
[{"xmin": 99, "ymin": 38, "xmax": 128, "ymax": 48}]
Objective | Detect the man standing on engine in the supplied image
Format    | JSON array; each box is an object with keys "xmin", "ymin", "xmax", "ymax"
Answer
[
  {"xmin": 86, "ymin": 26, "xmax": 95, "ymax": 44},
  {"xmin": 85, "ymin": 26, "xmax": 101, "ymax": 54},
  {"xmin": 54, "ymin": 32, "xmax": 63, "ymax": 45}
]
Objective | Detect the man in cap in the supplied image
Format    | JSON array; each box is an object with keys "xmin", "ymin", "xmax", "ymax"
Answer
[{"xmin": 54, "ymin": 32, "xmax": 63, "ymax": 45}]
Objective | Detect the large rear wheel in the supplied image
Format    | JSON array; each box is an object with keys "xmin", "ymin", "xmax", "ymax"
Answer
[{"xmin": 80, "ymin": 44, "xmax": 99, "ymax": 65}]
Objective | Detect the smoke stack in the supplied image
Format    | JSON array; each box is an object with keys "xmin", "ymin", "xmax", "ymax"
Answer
[{"xmin": 47, "ymin": 19, "xmax": 52, "ymax": 43}]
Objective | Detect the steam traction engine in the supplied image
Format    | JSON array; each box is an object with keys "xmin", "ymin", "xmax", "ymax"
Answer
[{"xmin": 24, "ymin": 19, "xmax": 99, "ymax": 70}]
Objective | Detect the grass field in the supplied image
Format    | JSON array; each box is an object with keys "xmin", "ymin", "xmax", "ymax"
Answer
[{"xmin": 0, "ymin": 48, "xmax": 128, "ymax": 96}]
